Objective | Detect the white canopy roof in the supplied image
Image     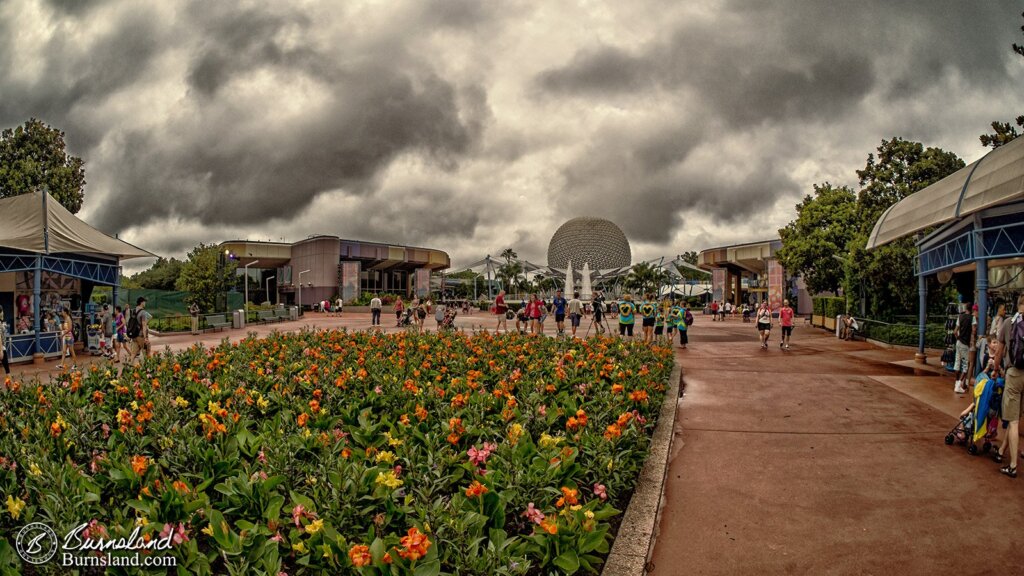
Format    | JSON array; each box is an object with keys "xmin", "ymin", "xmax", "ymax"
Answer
[
  {"xmin": 0, "ymin": 191, "xmax": 154, "ymax": 259},
  {"xmin": 867, "ymin": 136, "xmax": 1024, "ymax": 249}
]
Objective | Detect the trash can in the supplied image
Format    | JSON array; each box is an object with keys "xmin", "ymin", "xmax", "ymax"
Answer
[
  {"xmin": 233, "ymin": 310, "xmax": 245, "ymax": 330},
  {"xmin": 289, "ymin": 306, "xmax": 299, "ymax": 321}
]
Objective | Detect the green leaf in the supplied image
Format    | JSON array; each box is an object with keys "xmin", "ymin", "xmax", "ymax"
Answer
[
  {"xmin": 414, "ymin": 558, "xmax": 441, "ymax": 576},
  {"xmin": 553, "ymin": 549, "xmax": 580, "ymax": 574}
]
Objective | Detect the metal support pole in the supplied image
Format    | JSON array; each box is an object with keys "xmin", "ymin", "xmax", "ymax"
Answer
[
  {"xmin": 916, "ymin": 266, "xmax": 928, "ymax": 364},
  {"xmin": 974, "ymin": 220, "xmax": 988, "ymax": 377},
  {"xmin": 33, "ymin": 256, "xmax": 42, "ymax": 362}
]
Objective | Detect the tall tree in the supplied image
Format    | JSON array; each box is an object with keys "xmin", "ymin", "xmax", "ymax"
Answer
[
  {"xmin": 132, "ymin": 257, "xmax": 184, "ymax": 291},
  {"xmin": 624, "ymin": 262, "xmax": 667, "ymax": 296},
  {"xmin": 0, "ymin": 118, "xmax": 86, "ymax": 213},
  {"xmin": 175, "ymin": 244, "xmax": 237, "ymax": 313},
  {"xmin": 980, "ymin": 11, "xmax": 1023, "ymax": 148},
  {"xmin": 500, "ymin": 248, "xmax": 518, "ymax": 266},
  {"xmin": 776, "ymin": 183, "xmax": 857, "ymax": 295},
  {"xmin": 846, "ymin": 138, "xmax": 964, "ymax": 318}
]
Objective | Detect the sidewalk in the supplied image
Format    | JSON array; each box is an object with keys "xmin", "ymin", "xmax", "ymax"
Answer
[{"xmin": 648, "ymin": 318, "xmax": 1023, "ymax": 575}]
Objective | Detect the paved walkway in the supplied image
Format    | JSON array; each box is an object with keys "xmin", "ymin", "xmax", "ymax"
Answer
[{"xmin": 649, "ymin": 318, "xmax": 1023, "ymax": 576}]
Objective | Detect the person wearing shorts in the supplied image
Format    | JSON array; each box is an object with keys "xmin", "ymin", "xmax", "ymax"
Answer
[
  {"xmin": 552, "ymin": 290, "xmax": 568, "ymax": 336},
  {"xmin": 756, "ymin": 301, "xmax": 772, "ymax": 349},
  {"xmin": 618, "ymin": 295, "xmax": 636, "ymax": 339},
  {"xmin": 494, "ymin": 290, "xmax": 509, "ymax": 334},
  {"xmin": 567, "ymin": 292, "xmax": 583, "ymax": 338},
  {"xmin": 592, "ymin": 292, "xmax": 606, "ymax": 334},
  {"xmin": 779, "ymin": 299, "xmax": 795, "ymax": 350},
  {"xmin": 113, "ymin": 305, "xmax": 126, "ymax": 363},
  {"xmin": 639, "ymin": 294, "xmax": 657, "ymax": 344},
  {"xmin": 993, "ymin": 294, "xmax": 1024, "ymax": 478}
]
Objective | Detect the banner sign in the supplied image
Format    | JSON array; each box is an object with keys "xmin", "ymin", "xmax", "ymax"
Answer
[
  {"xmin": 340, "ymin": 262, "xmax": 360, "ymax": 302},
  {"xmin": 415, "ymin": 268, "xmax": 431, "ymax": 298}
]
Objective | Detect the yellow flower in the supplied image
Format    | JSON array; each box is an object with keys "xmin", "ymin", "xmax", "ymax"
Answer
[
  {"xmin": 174, "ymin": 396, "xmax": 189, "ymax": 408},
  {"xmin": 306, "ymin": 519, "xmax": 324, "ymax": 534},
  {"xmin": 256, "ymin": 395, "xmax": 269, "ymax": 411},
  {"xmin": 375, "ymin": 451, "xmax": 396, "ymax": 464},
  {"xmin": 385, "ymin": 432, "xmax": 404, "ymax": 447},
  {"xmin": 538, "ymin": 433, "xmax": 564, "ymax": 449},
  {"xmin": 29, "ymin": 463, "xmax": 42, "ymax": 477},
  {"xmin": 301, "ymin": 428, "xmax": 311, "ymax": 438},
  {"xmin": 570, "ymin": 504, "xmax": 582, "ymax": 512},
  {"xmin": 375, "ymin": 471, "xmax": 404, "ymax": 490},
  {"xmin": 201, "ymin": 525, "xmax": 214, "ymax": 536},
  {"xmin": 292, "ymin": 541, "xmax": 307, "ymax": 554},
  {"xmin": 607, "ymin": 459, "xmax": 614, "ymax": 472},
  {"xmin": 584, "ymin": 510, "xmax": 595, "ymax": 519},
  {"xmin": 208, "ymin": 401, "xmax": 221, "ymax": 414},
  {"xmin": 507, "ymin": 423, "xmax": 524, "ymax": 446},
  {"xmin": 6, "ymin": 495, "xmax": 25, "ymax": 520},
  {"xmin": 135, "ymin": 516, "xmax": 148, "ymax": 527}
]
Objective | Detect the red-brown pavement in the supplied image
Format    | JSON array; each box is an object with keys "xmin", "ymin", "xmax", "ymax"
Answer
[{"xmin": 649, "ymin": 317, "xmax": 1024, "ymax": 576}]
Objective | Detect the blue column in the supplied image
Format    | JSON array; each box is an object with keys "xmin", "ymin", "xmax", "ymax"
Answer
[
  {"xmin": 974, "ymin": 220, "xmax": 987, "ymax": 377},
  {"xmin": 33, "ymin": 256, "xmax": 42, "ymax": 360},
  {"xmin": 917, "ymin": 271, "xmax": 927, "ymax": 361}
]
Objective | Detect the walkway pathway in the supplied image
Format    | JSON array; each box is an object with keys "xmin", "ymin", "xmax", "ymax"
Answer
[{"xmin": 649, "ymin": 317, "xmax": 1023, "ymax": 575}]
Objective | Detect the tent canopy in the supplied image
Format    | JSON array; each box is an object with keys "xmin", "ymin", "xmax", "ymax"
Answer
[
  {"xmin": 0, "ymin": 191, "xmax": 154, "ymax": 259},
  {"xmin": 867, "ymin": 136, "xmax": 1024, "ymax": 249}
]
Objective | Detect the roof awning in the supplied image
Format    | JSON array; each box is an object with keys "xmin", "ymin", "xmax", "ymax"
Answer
[{"xmin": 867, "ymin": 136, "xmax": 1024, "ymax": 249}]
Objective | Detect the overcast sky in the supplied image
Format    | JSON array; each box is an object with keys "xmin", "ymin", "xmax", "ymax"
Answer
[{"xmin": 1, "ymin": 0, "xmax": 1022, "ymax": 272}]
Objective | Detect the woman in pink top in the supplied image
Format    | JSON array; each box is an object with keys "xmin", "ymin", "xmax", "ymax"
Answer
[{"xmin": 779, "ymin": 299, "xmax": 795, "ymax": 349}]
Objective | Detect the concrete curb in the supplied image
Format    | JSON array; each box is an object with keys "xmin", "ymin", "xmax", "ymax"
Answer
[{"xmin": 600, "ymin": 360, "xmax": 682, "ymax": 576}]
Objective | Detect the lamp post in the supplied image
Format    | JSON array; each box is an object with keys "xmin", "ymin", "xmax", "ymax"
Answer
[
  {"xmin": 298, "ymin": 269, "xmax": 311, "ymax": 315},
  {"xmin": 265, "ymin": 275, "xmax": 276, "ymax": 306},
  {"xmin": 243, "ymin": 260, "xmax": 260, "ymax": 320},
  {"xmin": 221, "ymin": 249, "xmax": 232, "ymax": 313}
]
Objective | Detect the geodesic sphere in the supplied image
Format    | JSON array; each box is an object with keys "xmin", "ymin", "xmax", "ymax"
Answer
[{"xmin": 547, "ymin": 217, "xmax": 632, "ymax": 271}]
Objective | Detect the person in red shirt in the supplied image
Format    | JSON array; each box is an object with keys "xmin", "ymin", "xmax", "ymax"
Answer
[
  {"xmin": 494, "ymin": 290, "xmax": 508, "ymax": 334},
  {"xmin": 526, "ymin": 293, "xmax": 544, "ymax": 335},
  {"xmin": 710, "ymin": 300, "xmax": 719, "ymax": 321},
  {"xmin": 779, "ymin": 299, "xmax": 795, "ymax": 349}
]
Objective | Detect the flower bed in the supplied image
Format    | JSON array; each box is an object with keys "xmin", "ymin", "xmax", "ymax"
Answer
[{"xmin": 0, "ymin": 330, "xmax": 673, "ymax": 575}]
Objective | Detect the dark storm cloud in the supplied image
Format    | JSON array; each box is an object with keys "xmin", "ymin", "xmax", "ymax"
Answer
[
  {"xmin": 534, "ymin": 46, "xmax": 653, "ymax": 95},
  {"xmin": 344, "ymin": 186, "xmax": 483, "ymax": 243},
  {"xmin": 43, "ymin": 0, "xmax": 109, "ymax": 16}
]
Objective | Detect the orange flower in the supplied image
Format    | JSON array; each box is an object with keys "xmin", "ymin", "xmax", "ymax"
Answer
[
  {"xmin": 617, "ymin": 412, "xmax": 633, "ymax": 427},
  {"xmin": 629, "ymin": 390, "xmax": 649, "ymax": 403},
  {"xmin": 556, "ymin": 486, "xmax": 578, "ymax": 508},
  {"xmin": 383, "ymin": 551, "xmax": 393, "ymax": 564},
  {"xmin": 399, "ymin": 414, "xmax": 410, "ymax": 426},
  {"xmin": 604, "ymin": 423, "xmax": 622, "ymax": 440},
  {"xmin": 415, "ymin": 405, "xmax": 428, "ymax": 421},
  {"xmin": 349, "ymin": 544, "xmax": 372, "ymax": 567},
  {"xmin": 297, "ymin": 413, "xmax": 309, "ymax": 427},
  {"xmin": 539, "ymin": 517, "xmax": 558, "ymax": 534},
  {"xmin": 309, "ymin": 399, "xmax": 321, "ymax": 413},
  {"xmin": 398, "ymin": 527, "xmax": 432, "ymax": 562},
  {"xmin": 341, "ymin": 448, "xmax": 352, "ymax": 459},
  {"xmin": 130, "ymin": 455, "xmax": 149, "ymax": 476},
  {"xmin": 611, "ymin": 383, "xmax": 624, "ymax": 394},
  {"xmin": 465, "ymin": 480, "xmax": 488, "ymax": 499},
  {"xmin": 172, "ymin": 480, "xmax": 190, "ymax": 494},
  {"xmin": 92, "ymin": 390, "xmax": 105, "ymax": 405}
]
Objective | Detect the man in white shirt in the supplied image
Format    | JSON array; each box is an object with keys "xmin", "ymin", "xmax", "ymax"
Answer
[
  {"xmin": 369, "ymin": 295, "xmax": 383, "ymax": 326},
  {"xmin": 567, "ymin": 292, "xmax": 584, "ymax": 338}
]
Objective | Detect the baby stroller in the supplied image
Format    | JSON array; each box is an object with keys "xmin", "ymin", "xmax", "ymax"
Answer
[
  {"xmin": 945, "ymin": 372, "xmax": 1003, "ymax": 455},
  {"xmin": 439, "ymin": 307, "xmax": 458, "ymax": 331},
  {"xmin": 398, "ymin": 308, "xmax": 415, "ymax": 327}
]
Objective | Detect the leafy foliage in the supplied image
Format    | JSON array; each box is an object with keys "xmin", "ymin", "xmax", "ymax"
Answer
[
  {"xmin": 175, "ymin": 244, "xmax": 238, "ymax": 313},
  {"xmin": 0, "ymin": 330, "xmax": 672, "ymax": 575},
  {"xmin": 0, "ymin": 118, "xmax": 86, "ymax": 213},
  {"xmin": 776, "ymin": 184, "xmax": 857, "ymax": 294},
  {"xmin": 980, "ymin": 11, "xmax": 1023, "ymax": 148},
  {"xmin": 623, "ymin": 262, "xmax": 668, "ymax": 296},
  {"xmin": 132, "ymin": 257, "xmax": 186, "ymax": 291}
]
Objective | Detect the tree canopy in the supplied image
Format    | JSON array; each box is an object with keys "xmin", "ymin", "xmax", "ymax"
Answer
[
  {"xmin": 131, "ymin": 257, "xmax": 185, "ymax": 291},
  {"xmin": 0, "ymin": 118, "xmax": 86, "ymax": 213},
  {"xmin": 776, "ymin": 183, "xmax": 857, "ymax": 295},
  {"xmin": 175, "ymin": 244, "xmax": 237, "ymax": 313}
]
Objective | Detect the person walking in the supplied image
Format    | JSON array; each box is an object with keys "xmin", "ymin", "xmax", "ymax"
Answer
[
  {"xmin": 526, "ymin": 294, "xmax": 544, "ymax": 335},
  {"xmin": 992, "ymin": 294, "xmax": 1024, "ymax": 478},
  {"xmin": 618, "ymin": 294, "xmax": 636, "ymax": 339},
  {"xmin": 60, "ymin": 309, "xmax": 77, "ymax": 370},
  {"xmin": 188, "ymin": 301, "xmax": 200, "ymax": 335},
  {"xmin": 710, "ymin": 300, "xmax": 719, "ymax": 321},
  {"xmin": 568, "ymin": 291, "xmax": 583, "ymax": 338},
  {"xmin": 552, "ymin": 290, "xmax": 568, "ymax": 337},
  {"xmin": 394, "ymin": 297, "xmax": 405, "ymax": 326},
  {"xmin": 100, "ymin": 304, "xmax": 115, "ymax": 357},
  {"xmin": 756, "ymin": 300, "xmax": 772, "ymax": 349},
  {"xmin": 127, "ymin": 297, "xmax": 152, "ymax": 364},
  {"xmin": 779, "ymin": 299, "xmax": 795, "ymax": 349},
  {"xmin": 494, "ymin": 290, "xmax": 509, "ymax": 334},
  {"xmin": 113, "ymin": 305, "xmax": 126, "ymax": 363},
  {"xmin": 673, "ymin": 302, "xmax": 689, "ymax": 349},
  {"xmin": 953, "ymin": 304, "xmax": 977, "ymax": 394},
  {"xmin": 335, "ymin": 296, "xmax": 344, "ymax": 318},
  {"xmin": 592, "ymin": 291, "xmax": 607, "ymax": 335}
]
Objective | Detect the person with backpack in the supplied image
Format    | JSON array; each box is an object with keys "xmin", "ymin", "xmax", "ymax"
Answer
[
  {"xmin": 953, "ymin": 303, "xmax": 978, "ymax": 394},
  {"xmin": 992, "ymin": 294, "xmax": 1024, "ymax": 478},
  {"xmin": 127, "ymin": 297, "xmax": 152, "ymax": 364}
]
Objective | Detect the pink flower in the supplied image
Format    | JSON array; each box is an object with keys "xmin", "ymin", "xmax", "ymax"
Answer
[
  {"xmin": 522, "ymin": 503, "xmax": 545, "ymax": 525},
  {"xmin": 160, "ymin": 523, "xmax": 189, "ymax": 546},
  {"xmin": 593, "ymin": 483, "xmax": 607, "ymax": 501},
  {"xmin": 257, "ymin": 450, "xmax": 267, "ymax": 464},
  {"xmin": 467, "ymin": 447, "xmax": 487, "ymax": 466},
  {"xmin": 291, "ymin": 504, "xmax": 315, "ymax": 527},
  {"xmin": 374, "ymin": 386, "xmax": 383, "ymax": 394},
  {"xmin": 537, "ymin": 405, "xmax": 547, "ymax": 417},
  {"xmin": 101, "ymin": 423, "xmax": 111, "ymax": 438},
  {"xmin": 393, "ymin": 465, "xmax": 402, "ymax": 477}
]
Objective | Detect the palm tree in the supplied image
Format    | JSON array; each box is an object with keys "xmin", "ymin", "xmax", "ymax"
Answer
[
  {"xmin": 624, "ymin": 262, "xmax": 668, "ymax": 296},
  {"xmin": 500, "ymin": 248, "xmax": 518, "ymax": 267}
]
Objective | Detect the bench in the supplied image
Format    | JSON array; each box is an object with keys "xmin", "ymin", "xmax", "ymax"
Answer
[
  {"xmin": 274, "ymin": 309, "xmax": 290, "ymax": 321},
  {"xmin": 257, "ymin": 310, "xmax": 277, "ymax": 324},
  {"xmin": 205, "ymin": 314, "xmax": 231, "ymax": 332}
]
